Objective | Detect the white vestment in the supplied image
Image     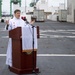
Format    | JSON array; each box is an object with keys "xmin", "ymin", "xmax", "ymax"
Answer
[
  {"xmin": 6, "ymin": 17, "xmax": 26, "ymax": 67},
  {"xmin": 22, "ymin": 25, "xmax": 37, "ymax": 50}
]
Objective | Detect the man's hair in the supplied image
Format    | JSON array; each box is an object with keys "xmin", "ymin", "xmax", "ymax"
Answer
[{"xmin": 14, "ymin": 9, "xmax": 21, "ymax": 14}]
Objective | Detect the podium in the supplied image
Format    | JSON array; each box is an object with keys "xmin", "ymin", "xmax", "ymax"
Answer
[{"xmin": 9, "ymin": 27, "xmax": 39, "ymax": 74}]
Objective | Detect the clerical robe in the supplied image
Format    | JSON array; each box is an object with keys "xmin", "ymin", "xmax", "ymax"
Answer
[
  {"xmin": 22, "ymin": 25, "xmax": 37, "ymax": 51},
  {"xmin": 6, "ymin": 17, "xmax": 26, "ymax": 66}
]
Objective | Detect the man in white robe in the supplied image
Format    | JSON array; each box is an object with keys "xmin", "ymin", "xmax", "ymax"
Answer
[{"xmin": 6, "ymin": 9, "xmax": 26, "ymax": 67}]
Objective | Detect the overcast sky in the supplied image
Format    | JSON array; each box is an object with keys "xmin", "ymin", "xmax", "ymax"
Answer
[{"xmin": 2, "ymin": 0, "xmax": 67, "ymax": 13}]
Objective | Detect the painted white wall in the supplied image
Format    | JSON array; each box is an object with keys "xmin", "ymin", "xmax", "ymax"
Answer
[
  {"xmin": 26, "ymin": 7, "xmax": 34, "ymax": 13},
  {"xmin": 13, "ymin": 4, "xmax": 20, "ymax": 13},
  {"xmin": 36, "ymin": 0, "xmax": 50, "ymax": 12},
  {"xmin": 59, "ymin": 3, "xmax": 65, "ymax": 10},
  {"xmin": 67, "ymin": 0, "xmax": 75, "ymax": 23},
  {"xmin": 47, "ymin": 6, "xmax": 59, "ymax": 21},
  {"xmin": 50, "ymin": 6, "xmax": 59, "ymax": 14},
  {"xmin": 47, "ymin": 14, "xmax": 58, "ymax": 21}
]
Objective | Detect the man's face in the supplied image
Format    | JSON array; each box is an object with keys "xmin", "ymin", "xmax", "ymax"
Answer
[{"xmin": 14, "ymin": 11, "xmax": 21, "ymax": 19}]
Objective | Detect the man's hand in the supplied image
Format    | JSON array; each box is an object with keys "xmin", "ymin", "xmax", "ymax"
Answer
[
  {"xmin": 30, "ymin": 20, "xmax": 35, "ymax": 25},
  {"xmin": 6, "ymin": 20, "xmax": 9, "ymax": 25},
  {"xmin": 30, "ymin": 16, "xmax": 36, "ymax": 25}
]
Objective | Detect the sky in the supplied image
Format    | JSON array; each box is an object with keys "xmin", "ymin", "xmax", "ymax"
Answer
[
  {"xmin": 49, "ymin": 0, "xmax": 67, "ymax": 7},
  {"xmin": 2, "ymin": 0, "xmax": 67, "ymax": 13}
]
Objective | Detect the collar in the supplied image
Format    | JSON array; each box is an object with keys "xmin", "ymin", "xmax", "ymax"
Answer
[{"xmin": 13, "ymin": 16, "xmax": 20, "ymax": 20}]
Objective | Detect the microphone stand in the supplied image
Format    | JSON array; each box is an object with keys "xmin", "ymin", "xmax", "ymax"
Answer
[{"xmin": 32, "ymin": 25, "xmax": 38, "ymax": 75}]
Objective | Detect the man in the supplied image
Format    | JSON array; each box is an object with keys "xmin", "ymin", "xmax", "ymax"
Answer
[
  {"xmin": 6, "ymin": 9, "xmax": 25, "ymax": 30},
  {"xmin": 6, "ymin": 9, "xmax": 26, "ymax": 67}
]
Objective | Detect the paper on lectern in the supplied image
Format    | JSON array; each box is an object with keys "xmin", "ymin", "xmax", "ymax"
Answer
[{"xmin": 22, "ymin": 25, "xmax": 37, "ymax": 50}]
